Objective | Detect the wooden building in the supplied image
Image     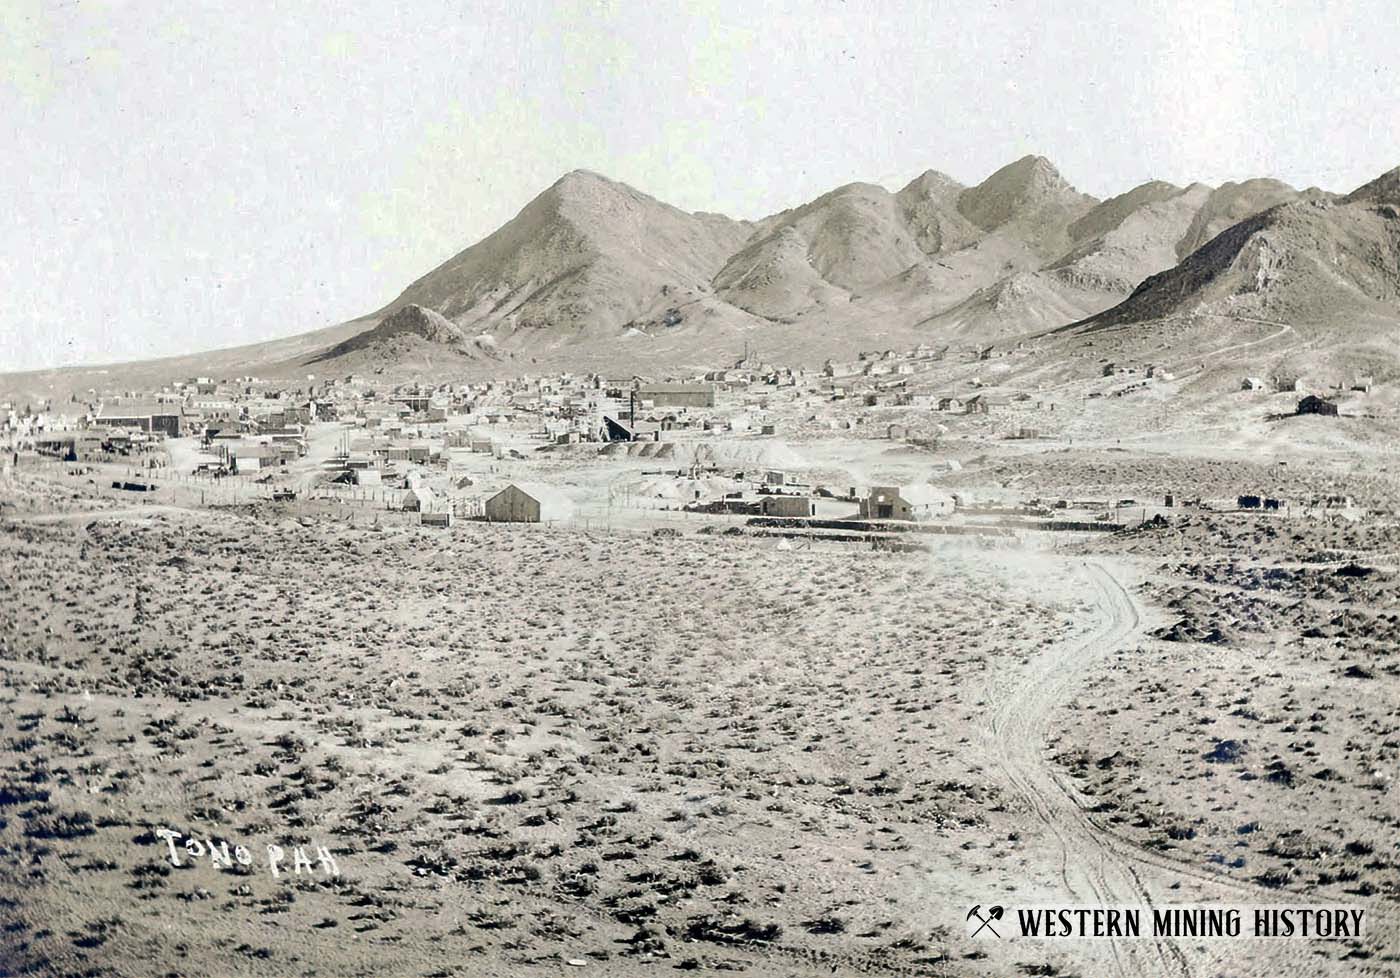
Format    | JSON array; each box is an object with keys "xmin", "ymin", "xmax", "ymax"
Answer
[
  {"xmin": 484, "ymin": 483, "xmax": 573, "ymax": 523},
  {"xmin": 1296, "ymin": 395, "xmax": 1338, "ymax": 416},
  {"xmin": 858, "ymin": 485, "xmax": 956, "ymax": 521}
]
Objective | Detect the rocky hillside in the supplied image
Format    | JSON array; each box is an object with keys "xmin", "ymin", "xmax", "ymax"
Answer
[
  {"xmin": 380, "ymin": 170, "xmax": 754, "ymax": 340},
  {"xmin": 1082, "ymin": 167, "xmax": 1400, "ymax": 331}
]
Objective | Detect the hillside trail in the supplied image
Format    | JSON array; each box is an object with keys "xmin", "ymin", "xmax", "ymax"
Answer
[{"xmin": 987, "ymin": 560, "xmax": 1194, "ymax": 978}]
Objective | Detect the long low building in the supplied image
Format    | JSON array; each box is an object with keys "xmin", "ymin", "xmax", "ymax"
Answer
[
  {"xmin": 635, "ymin": 383, "xmax": 716, "ymax": 408},
  {"xmin": 95, "ymin": 400, "xmax": 184, "ymax": 437}
]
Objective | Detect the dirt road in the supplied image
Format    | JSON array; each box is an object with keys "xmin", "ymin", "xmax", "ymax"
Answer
[{"xmin": 988, "ymin": 560, "xmax": 1193, "ymax": 978}]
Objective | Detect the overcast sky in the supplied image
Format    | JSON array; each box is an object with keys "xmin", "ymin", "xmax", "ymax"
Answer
[{"xmin": 2, "ymin": 0, "xmax": 1397, "ymax": 371}]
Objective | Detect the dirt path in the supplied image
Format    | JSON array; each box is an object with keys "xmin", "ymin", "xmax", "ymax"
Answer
[{"xmin": 988, "ymin": 561, "xmax": 1193, "ymax": 978}]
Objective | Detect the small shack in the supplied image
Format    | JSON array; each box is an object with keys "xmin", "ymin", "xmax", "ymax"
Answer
[
  {"xmin": 1296, "ymin": 395, "xmax": 1338, "ymax": 416},
  {"xmin": 484, "ymin": 482, "xmax": 573, "ymax": 523},
  {"xmin": 402, "ymin": 485, "xmax": 436, "ymax": 513}
]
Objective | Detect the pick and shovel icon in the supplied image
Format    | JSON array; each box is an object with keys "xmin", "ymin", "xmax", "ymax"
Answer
[{"xmin": 967, "ymin": 904, "xmax": 1004, "ymax": 938}]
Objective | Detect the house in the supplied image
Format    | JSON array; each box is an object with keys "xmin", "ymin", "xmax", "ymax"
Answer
[
  {"xmin": 1241, "ymin": 377, "xmax": 1267, "ymax": 391},
  {"xmin": 1296, "ymin": 395, "xmax": 1338, "ymax": 416},
  {"xmin": 858, "ymin": 485, "xmax": 956, "ymax": 521},
  {"xmin": 966, "ymin": 393, "xmax": 1010, "ymax": 414},
  {"xmin": 937, "ymin": 395, "xmax": 965, "ymax": 413},
  {"xmin": 1352, "ymin": 376, "xmax": 1374, "ymax": 393},
  {"xmin": 760, "ymin": 495, "xmax": 816, "ymax": 518},
  {"xmin": 484, "ymin": 482, "xmax": 573, "ymax": 523},
  {"xmin": 887, "ymin": 423, "xmax": 908, "ymax": 440}
]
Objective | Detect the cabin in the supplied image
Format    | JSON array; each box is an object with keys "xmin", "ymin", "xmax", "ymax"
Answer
[
  {"xmin": 966, "ymin": 393, "xmax": 1010, "ymax": 414},
  {"xmin": 1241, "ymin": 377, "xmax": 1268, "ymax": 391},
  {"xmin": 484, "ymin": 483, "xmax": 573, "ymax": 523},
  {"xmin": 1296, "ymin": 395, "xmax": 1338, "ymax": 416}
]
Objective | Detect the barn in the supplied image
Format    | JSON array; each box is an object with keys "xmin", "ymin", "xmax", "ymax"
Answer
[{"xmin": 484, "ymin": 483, "xmax": 573, "ymax": 523}]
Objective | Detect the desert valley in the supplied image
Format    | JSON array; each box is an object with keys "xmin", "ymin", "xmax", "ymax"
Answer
[{"xmin": 2, "ymin": 154, "xmax": 1398, "ymax": 978}]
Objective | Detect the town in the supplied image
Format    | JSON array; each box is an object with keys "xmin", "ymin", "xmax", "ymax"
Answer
[{"xmin": 3, "ymin": 336, "xmax": 1383, "ymax": 542}]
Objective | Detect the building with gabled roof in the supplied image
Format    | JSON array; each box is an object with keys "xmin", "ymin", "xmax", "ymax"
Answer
[{"xmin": 484, "ymin": 482, "xmax": 573, "ymax": 523}]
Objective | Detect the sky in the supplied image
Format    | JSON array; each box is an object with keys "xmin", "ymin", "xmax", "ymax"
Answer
[{"xmin": 2, "ymin": 0, "xmax": 1397, "ymax": 371}]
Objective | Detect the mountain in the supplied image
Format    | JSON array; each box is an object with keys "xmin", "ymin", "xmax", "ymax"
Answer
[
  {"xmin": 1080, "ymin": 168, "xmax": 1400, "ymax": 330},
  {"xmin": 917, "ymin": 181, "xmax": 1216, "ymax": 341},
  {"xmin": 712, "ymin": 173, "xmax": 979, "ymax": 319},
  {"xmin": 714, "ymin": 157, "xmax": 1097, "ymax": 326},
  {"xmin": 1048, "ymin": 182, "xmax": 1213, "ymax": 294},
  {"xmin": 955, "ymin": 155, "xmax": 1099, "ymax": 260},
  {"xmin": 379, "ymin": 170, "xmax": 752, "ymax": 342},
  {"xmin": 1173, "ymin": 178, "xmax": 1315, "ymax": 258}
]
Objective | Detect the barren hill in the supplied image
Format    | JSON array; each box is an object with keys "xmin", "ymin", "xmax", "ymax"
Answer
[
  {"xmin": 1173, "ymin": 178, "xmax": 1316, "ymax": 258},
  {"xmin": 956, "ymin": 155, "xmax": 1099, "ymax": 259},
  {"xmin": 712, "ymin": 173, "xmax": 980, "ymax": 319},
  {"xmin": 919, "ymin": 181, "xmax": 1216, "ymax": 341},
  {"xmin": 1083, "ymin": 174, "xmax": 1399, "ymax": 331},
  {"xmin": 381, "ymin": 170, "xmax": 753, "ymax": 342},
  {"xmin": 715, "ymin": 157, "xmax": 1098, "ymax": 327}
]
